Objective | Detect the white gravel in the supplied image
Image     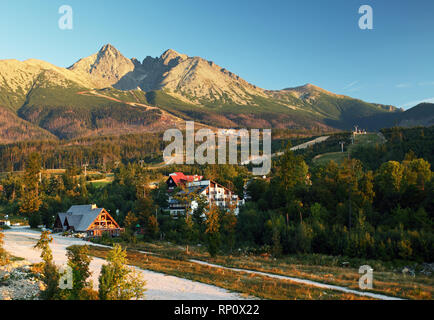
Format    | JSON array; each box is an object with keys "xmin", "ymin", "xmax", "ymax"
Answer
[{"xmin": 2, "ymin": 227, "xmax": 247, "ymax": 300}]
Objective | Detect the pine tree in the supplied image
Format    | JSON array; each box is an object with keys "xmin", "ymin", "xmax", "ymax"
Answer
[
  {"xmin": 66, "ymin": 245, "xmax": 95, "ymax": 299},
  {"xmin": 34, "ymin": 231, "xmax": 60, "ymax": 299},
  {"xmin": 19, "ymin": 153, "xmax": 42, "ymax": 216},
  {"xmin": 205, "ymin": 205, "xmax": 221, "ymax": 257}
]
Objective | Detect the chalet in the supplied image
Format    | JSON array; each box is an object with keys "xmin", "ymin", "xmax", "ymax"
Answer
[
  {"xmin": 168, "ymin": 176, "xmax": 244, "ymax": 215},
  {"xmin": 166, "ymin": 172, "xmax": 204, "ymax": 192},
  {"xmin": 54, "ymin": 204, "xmax": 123, "ymax": 237}
]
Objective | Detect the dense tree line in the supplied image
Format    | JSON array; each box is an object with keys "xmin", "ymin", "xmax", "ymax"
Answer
[
  {"xmin": 0, "ymin": 133, "xmax": 164, "ymax": 172},
  {"xmin": 1, "ymin": 127, "xmax": 432, "ymax": 263},
  {"xmin": 238, "ymin": 147, "xmax": 433, "ymax": 262},
  {"xmin": 351, "ymin": 126, "xmax": 434, "ymax": 170}
]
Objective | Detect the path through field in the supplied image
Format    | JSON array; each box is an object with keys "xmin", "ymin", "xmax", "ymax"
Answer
[
  {"xmin": 189, "ymin": 260, "xmax": 404, "ymax": 300},
  {"xmin": 241, "ymin": 135, "xmax": 330, "ymax": 165},
  {"xmin": 2, "ymin": 227, "xmax": 248, "ymax": 300}
]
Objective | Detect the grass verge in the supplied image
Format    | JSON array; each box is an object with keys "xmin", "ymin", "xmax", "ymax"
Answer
[
  {"xmin": 86, "ymin": 245, "xmax": 373, "ymax": 300},
  {"xmin": 94, "ymin": 240, "xmax": 432, "ymax": 300}
]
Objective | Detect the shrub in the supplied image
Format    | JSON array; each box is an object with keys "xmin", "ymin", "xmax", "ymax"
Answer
[
  {"xmin": 98, "ymin": 244, "xmax": 146, "ymax": 300},
  {"xmin": 29, "ymin": 213, "xmax": 41, "ymax": 228},
  {"xmin": 0, "ymin": 232, "xmax": 8, "ymax": 265}
]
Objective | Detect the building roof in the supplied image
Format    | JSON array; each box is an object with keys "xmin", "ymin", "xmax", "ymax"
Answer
[
  {"xmin": 58, "ymin": 205, "xmax": 104, "ymax": 232},
  {"xmin": 169, "ymin": 172, "xmax": 203, "ymax": 186},
  {"xmin": 178, "ymin": 185, "xmax": 209, "ymax": 196}
]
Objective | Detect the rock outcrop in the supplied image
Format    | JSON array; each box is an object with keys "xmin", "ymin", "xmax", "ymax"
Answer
[{"xmin": 0, "ymin": 260, "xmax": 42, "ymax": 300}]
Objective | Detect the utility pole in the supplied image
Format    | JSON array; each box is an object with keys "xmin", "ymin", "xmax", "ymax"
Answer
[{"xmin": 83, "ymin": 163, "xmax": 88, "ymax": 177}]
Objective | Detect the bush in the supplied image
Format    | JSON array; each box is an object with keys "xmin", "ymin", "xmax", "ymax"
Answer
[
  {"xmin": 206, "ymin": 233, "xmax": 221, "ymax": 258},
  {"xmin": 29, "ymin": 213, "xmax": 41, "ymax": 228},
  {"xmin": 98, "ymin": 244, "xmax": 146, "ymax": 300},
  {"xmin": 0, "ymin": 232, "xmax": 8, "ymax": 265}
]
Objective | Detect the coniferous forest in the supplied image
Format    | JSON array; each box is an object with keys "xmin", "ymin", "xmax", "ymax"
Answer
[{"xmin": 1, "ymin": 126, "xmax": 432, "ymax": 263}]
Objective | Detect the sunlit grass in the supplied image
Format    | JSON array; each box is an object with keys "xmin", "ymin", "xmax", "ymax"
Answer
[
  {"xmin": 103, "ymin": 240, "xmax": 432, "ymax": 300},
  {"xmin": 86, "ymin": 245, "xmax": 373, "ymax": 300}
]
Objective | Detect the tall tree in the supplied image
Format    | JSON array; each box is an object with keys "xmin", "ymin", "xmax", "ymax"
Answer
[
  {"xmin": 19, "ymin": 153, "xmax": 42, "ymax": 216},
  {"xmin": 66, "ymin": 245, "xmax": 94, "ymax": 299},
  {"xmin": 34, "ymin": 231, "xmax": 60, "ymax": 299},
  {"xmin": 205, "ymin": 204, "xmax": 221, "ymax": 257}
]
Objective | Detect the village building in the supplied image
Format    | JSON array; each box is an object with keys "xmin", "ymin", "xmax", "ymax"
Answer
[
  {"xmin": 0, "ymin": 220, "xmax": 10, "ymax": 227},
  {"xmin": 166, "ymin": 172, "xmax": 204, "ymax": 191},
  {"xmin": 166, "ymin": 173, "xmax": 244, "ymax": 215},
  {"xmin": 54, "ymin": 204, "xmax": 123, "ymax": 237}
]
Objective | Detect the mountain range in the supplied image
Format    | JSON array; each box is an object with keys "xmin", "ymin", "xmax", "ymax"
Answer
[{"xmin": 0, "ymin": 44, "xmax": 432, "ymax": 143}]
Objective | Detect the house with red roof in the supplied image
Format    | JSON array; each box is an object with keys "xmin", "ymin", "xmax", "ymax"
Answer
[
  {"xmin": 166, "ymin": 172, "xmax": 204, "ymax": 192},
  {"xmin": 166, "ymin": 173, "xmax": 244, "ymax": 215}
]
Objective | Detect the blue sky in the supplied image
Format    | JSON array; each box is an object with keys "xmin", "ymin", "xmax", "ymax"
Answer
[{"xmin": 0, "ymin": 0, "xmax": 433, "ymax": 109}]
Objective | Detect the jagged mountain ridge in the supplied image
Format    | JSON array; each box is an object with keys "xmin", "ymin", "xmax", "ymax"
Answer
[
  {"xmin": 69, "ymin": 45, "xmax": 266, "ymax": 106},
  {"xmin": 0, "ymin": 43, "xmax": 430, "ymax": 143}
]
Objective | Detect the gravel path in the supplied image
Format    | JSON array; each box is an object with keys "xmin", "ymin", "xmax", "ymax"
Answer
[
  {"xmin": 189, "ymin": 260, "xmax": 404, "ymax": 300},
  {"xmin": 2, "ymin": 227, "xmax": 247, "ymax": 300},
  {"xmin": 241, "ymin": 136, "xmax": 330, "ymax": 165}
]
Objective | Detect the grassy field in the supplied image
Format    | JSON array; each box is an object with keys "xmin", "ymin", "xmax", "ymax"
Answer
[
  {"xmin": 312, "ymin": 133, "xmax": 385, "ymax": 166},
  {"xmin": 93, "ymin": 240, "xmax": 432, "ymax": 300},
  {"xmin": 86, "ymin": 245, "xmax": 372, "ymax": 300},
  {"xmin": 87, "ymin": 173, "xmax": 114, "ymax": 187},
  {"xmin": 313, "ymin": 151, "xmax": 349, "ymax": 166}
]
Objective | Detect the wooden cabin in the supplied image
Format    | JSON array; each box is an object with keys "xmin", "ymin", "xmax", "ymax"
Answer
[{"xmin": 54, "ymin": 204, "xmax": 123, "ymax": 238}]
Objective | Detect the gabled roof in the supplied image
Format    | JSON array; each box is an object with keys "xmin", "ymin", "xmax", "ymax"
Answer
[
  {"xmin": 169, "ymin": 172, "xmax": 203, "ymax": 186},
  {"xmin": 58, "ymin": 205, "xmax": 104, "ymax": 232}
]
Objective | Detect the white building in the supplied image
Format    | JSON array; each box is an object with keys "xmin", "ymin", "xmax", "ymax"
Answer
[{"xmin": 168, "ymin": 179, "xmax": 244, "ymax": 215}]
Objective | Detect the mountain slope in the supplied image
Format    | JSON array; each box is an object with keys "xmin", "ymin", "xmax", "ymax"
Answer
[
  {"xmin": 70, "ymin": 46, "xmax": 267, "ymax": 106},
  {"xmin": 0, "ymin": 58, "xmax": 94, "ymax": 111},
  {"xmin": 0, "ymin": 107, "xmax": 57, "ymax": 143},
  {"xmin": 1, "ymin": 44, "xmax": 431, "ymax": 143},
  {"xmin": 68, "ymin": 44, "xmax": 135, "ymax": 88},
  {"xmin": 0, "ymin": 56, "xmax": 182, "ymax": 140},
  {"xmin": 268, "ymin": 84, "xmax": 401, "ymax": 125},
  {"xmin": 357, "ymin": 103, "xmax": 434, "ymax": 130},
  {"xmin": 67, "ymin": 45, "xmax": 401, "ymax": 130}
]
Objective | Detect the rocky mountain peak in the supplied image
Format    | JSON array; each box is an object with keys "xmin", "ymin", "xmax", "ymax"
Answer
[
  {"xmin": 160, "ymin": 49, "xmax": 188, "ymax": 66},
  {"xmin": 96, "ymin": 44, "xmax": 123, "ymax": 59},
  {"xmin": 68, "ymin": 44, "xmax": 134, "ymax": 88}
]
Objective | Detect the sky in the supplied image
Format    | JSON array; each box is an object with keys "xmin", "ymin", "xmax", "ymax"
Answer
[{"xmin": 0, "ymin": 0, "xmax": 433, "ymax": 109}]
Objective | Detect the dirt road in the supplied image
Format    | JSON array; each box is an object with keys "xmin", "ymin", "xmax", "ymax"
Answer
[{"xmin": 2, "ymin": 227, "xmax": 247, "ymax": 300}]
